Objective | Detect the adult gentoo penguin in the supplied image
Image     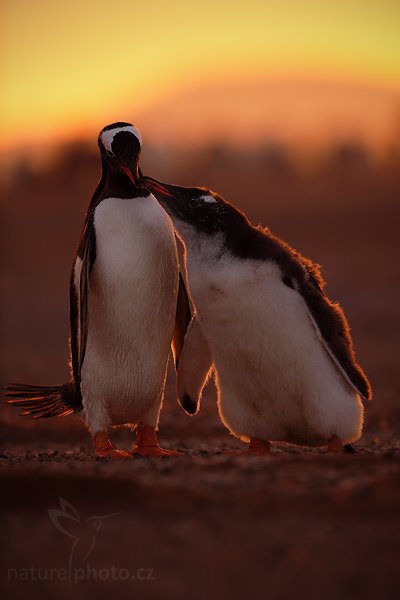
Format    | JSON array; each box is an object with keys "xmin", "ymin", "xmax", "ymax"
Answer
[
  {"xmin": 6, "ymin": 123, "xmax": 191, "ymax": 458},
  {"xmin": 143, "ymin": 176, "xmax": 371, "ymax": 454}
]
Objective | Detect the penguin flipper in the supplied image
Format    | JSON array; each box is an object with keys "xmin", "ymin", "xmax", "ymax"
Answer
[
  {"xmin": 79, "ymin": 221, "xmax": 97, "ymax": 375},
  {"xmin": 177, "ymin": 316, "xmax": 213, "ymax": 415},
  {"xmin": 300, "ymin": 289, "xmax": 371, "ymax": 402},
  {"xmin": 71, "ymin": 218, "xmax": 96, "ymax": 382},
  {"xmin": 171, "ymin": 273, "xmax": 192, "ymax": 370},
  {"xmin": 4, "ymin": 222, "xmax": 96, "ymax": 419}
]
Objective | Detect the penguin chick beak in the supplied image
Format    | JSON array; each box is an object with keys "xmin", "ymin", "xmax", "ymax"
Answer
[{"xmin": 142, "ymin": 176, "xmax": 174, "ymax": 197}]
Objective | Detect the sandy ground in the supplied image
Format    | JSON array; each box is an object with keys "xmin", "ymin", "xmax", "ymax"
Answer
[
  {"xmin": 2, "ymin": 420, "xmax": 400, "ymax": 600},
  {"xmin": 1, "ymin": 155, "xmax": 400, "ymax": 599}
]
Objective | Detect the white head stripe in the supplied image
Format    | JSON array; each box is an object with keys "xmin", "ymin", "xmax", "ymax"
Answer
[
  {"xmin": 100, "ymin": 125, "xmax": 142, "ymax": 155},
  {"xmin": 201, "ymin": 195, "xmax": 218, "ymax": 203}
]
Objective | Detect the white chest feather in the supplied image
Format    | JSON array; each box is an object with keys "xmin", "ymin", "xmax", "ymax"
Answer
[
  {"xmin": 81, "ymin": 194, "xmax": 179, "ymax": 428},
  {"xmin": 185, "ymin": 254, "xmax": 363, "ymax": 445}
]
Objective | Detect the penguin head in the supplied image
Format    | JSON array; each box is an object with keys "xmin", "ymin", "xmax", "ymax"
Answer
[
  {"xmin": 98, "ymin": 122, "xmax": 142, "ymax": 186},
  {"xmin": 143, "ymin": 177, "xmax": 254, "ymax": 260},
  {"xmin": 143, "ymin": 177, "xmax": 228, "ymax": 235}
]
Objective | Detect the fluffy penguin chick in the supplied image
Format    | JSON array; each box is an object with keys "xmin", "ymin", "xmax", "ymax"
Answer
[
  {"xmin": 6, "ymin": 124, "xmax": 191, "ymax": 458},
  {"xmin": 144, "ymin": 176, "xmax": 371, "ymax": 454}
]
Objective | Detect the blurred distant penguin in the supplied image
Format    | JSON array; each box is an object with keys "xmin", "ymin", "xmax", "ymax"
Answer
[
  {"xmin": 6, "ymin": 124, "xmax": 191, "ymax": 458},
  {"xmin": 144, "ymin": 176, "xmax": 371, "ymax": 454}
]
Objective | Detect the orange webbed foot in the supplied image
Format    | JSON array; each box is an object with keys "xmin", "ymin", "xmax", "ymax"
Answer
[
  {"xmin": 326, "ymin": 435, "xmax": 344, "ymax": 453},
  {"xmin": 224, "ymin": 438, "xmax": 272, "ymax": 456},
  {"xmin": 131, "ymin": 425, "xmax": 184, "ymax": 458},
  {"xmin": 131, "ymin": 445, "xmax": 184, "ymax": 458},
  {"xmin": 94, "ymin": 431, "xmax": 131, "ymax": 459},
  {"xmin": 96, "ymin": 447, "xmax": 132, "ymax": 459}
]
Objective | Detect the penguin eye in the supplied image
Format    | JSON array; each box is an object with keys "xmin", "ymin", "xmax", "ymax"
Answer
[
  {"xmin": 106, "ymin": 150, "xmax": 114, "ymax": 157},
  {"xmin": 189, "ymin": 198, "xmax": 201, "ymax": 208}
]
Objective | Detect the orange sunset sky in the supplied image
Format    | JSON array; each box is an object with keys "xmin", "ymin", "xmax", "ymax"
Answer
[{"xmin": 1, "ymin": 0, "xmax": 400, "ymax": 154}]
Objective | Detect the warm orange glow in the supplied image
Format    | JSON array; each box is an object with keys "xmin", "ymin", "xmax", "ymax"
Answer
[
  {"xmin": 1, "ymin": 0, "xmax": 400, "ymax": 153},
  {"xmin": 137, "ymin": 77, "xmax": 400, "ymax": 150}
]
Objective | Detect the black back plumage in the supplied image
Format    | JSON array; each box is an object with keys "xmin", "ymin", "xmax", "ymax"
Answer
[{"xmin": 143, "ymin": 177, "xmax": 371, "ymax": 401}]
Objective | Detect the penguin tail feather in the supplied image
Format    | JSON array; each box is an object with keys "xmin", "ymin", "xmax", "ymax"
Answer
[{"xmin": 4, "ymin": 381, "xmax": 79, "ymax": 418}]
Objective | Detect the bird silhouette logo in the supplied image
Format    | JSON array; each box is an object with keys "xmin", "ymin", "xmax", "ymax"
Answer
[{"xmin": 48, "ymin": 497, "xmax": 121, "ymax": 581}]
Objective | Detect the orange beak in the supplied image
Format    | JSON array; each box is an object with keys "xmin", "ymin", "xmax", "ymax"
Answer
[
  {"xmin": 121, "ymin": 165, "xmax": 139, "ymax": 187},
  {"xmin": 143, "ymin": 176, "xmax": 174, "ymax": 197}
]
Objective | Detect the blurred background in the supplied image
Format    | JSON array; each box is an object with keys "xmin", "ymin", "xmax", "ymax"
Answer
[
  {"xmin": 1, "ymin": 1, "xmax": 400, "ymax": 599},
  {"xmin": 1, "ymin": 0, "xmax": 399, "ymax": 433}
]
